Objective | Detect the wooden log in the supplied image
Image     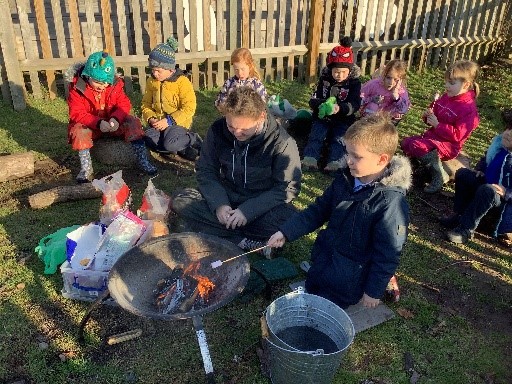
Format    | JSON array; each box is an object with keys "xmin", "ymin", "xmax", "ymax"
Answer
[
  {"xmin": 0, "ymin": 152, "xmax": 34, "ymax": 182},
  {"xmin": 29, "ymin": 183, "xmax": 102, "ymax": 209}
]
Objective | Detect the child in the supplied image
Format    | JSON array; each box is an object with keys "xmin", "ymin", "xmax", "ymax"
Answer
[
  {"xmin": 401, "ymin": 60, "xmax": 480, "ymax": 193},
  {"xmin": 442, "ymin": 116, "xmax": 512, "ymax": 246},
  {"xmin": 214, "ymin": 48, "xmax": 267, "ymax": 110},
  {"xmin": 66, "ymin": 51, "xmax": 157, "ymax": 183},
  {"xmin": 302, "ymin": 36, "xmax": 362, "ymax": 173},
  {"xmin": 360, "ymin": 59, "xmax": 411, "ymax": 124},
  {"xmin": 142, "ymin": 37, "xmax": 201, "ymax": 161},
  {"xmin": 268, "ymin": 112, "xmax": 411, "ymax": 308}
]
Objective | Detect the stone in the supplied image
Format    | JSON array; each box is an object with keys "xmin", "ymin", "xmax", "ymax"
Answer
[
  {"xmin": 90, "ymin": 137, "xmax": 137, "ymax": 166},
  {"xmin": 442, "ymin": 151, "xmax": 471, "ymax": 180}
]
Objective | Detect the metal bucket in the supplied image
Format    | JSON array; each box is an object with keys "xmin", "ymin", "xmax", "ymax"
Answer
[{"xmin": 263, "ymin": 288, "xmax": 355, "ymax": 384}]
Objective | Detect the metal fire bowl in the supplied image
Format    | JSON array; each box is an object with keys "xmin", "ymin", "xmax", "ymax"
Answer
[{"xmin": 108, "ymin": 232, "xmax": 250, "ymax": 320}]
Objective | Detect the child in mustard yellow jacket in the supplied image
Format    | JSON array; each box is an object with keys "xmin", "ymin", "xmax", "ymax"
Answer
[{"xmin": 141, "ymin": 37, "xmax": 202, "ymax": 160}]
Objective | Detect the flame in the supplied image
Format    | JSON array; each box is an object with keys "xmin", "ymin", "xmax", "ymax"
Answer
[{"xmin": 183, "ymin": 261, "xmax": 215, "ymax": 299}]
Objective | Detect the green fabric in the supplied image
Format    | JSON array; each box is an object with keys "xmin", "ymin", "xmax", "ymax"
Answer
[
  {"xmin": 34, "ymin": 225, "xmax": 81, "ymax": 274},
  {"xmin": 318, "ymin": 96, "xmax": 337, "ymax": 119},
  {"xmin": 82, "ymin": 51, "xmax": 115, "ymax": 84}
]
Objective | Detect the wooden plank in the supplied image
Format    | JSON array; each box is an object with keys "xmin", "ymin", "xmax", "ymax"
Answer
[
  {"xmin": 370, "ymin": 0, "xmax": 388, "ymax": 73},
  {"xmin": 306, "ymin": 0, "xmax": 323, "ymax": 83},
  {"xmin": 84, "ymin": 0, "xmax": 98, "ymax": 54},
  {"xmin": 321, "ymin": 0, "xmax": 333, "ymax": 43},
  {"xmin": 462, "ymin": 0, "xmax": 480, "ymax": 60},
  {"xmin": 189, "ymin": 0, "xmax": 199, "ymax": 89},
  {"xmin": 432, "ymin": 0, "xmax": 450, "ymax": 67},
  {"xmin": 470, "ymin": 0, "xmax": 488, "ymax": 61},
  {"xmin": 482, "ymin": 0, "xmax": 500, "ymax": 57},
  {"xmin": 123, "ymin": 67, "xmax": 133, "ymax": 94},
  {"xmin": 206, "ymin": 59, "xmax": 213, "ymax": 88},
  {"xmin": 51, "ymin": 0, "xmax": 68, "ymax": 58},
  {"xmin": 100, "ymin": 0, "xmax": 115, "ymax": 54},
  {"xmin": 266, "ymin": 0, "xmax": 276, "ymax": 48},
  {"xmin": 425, "ymin": 0, "xmax": 442, "ymax": 68},
  {"xmin": 131, "ymin": 0, "xmax": 144, "ymax": 54},
  {"xmin": 360, "ymin": 0, "xmax": 376, "ymax": 74},
  {"xmin": 242, "ymin": 0, "xmax": 250, "ymax": 47},
  {"xmin": 390, "ymin": 0, "xmax": 405, "ymax": 59},
  {"xmin": 276, "ymin": 0, "xmax": 286, "ymax": 80},
  {"xmin": 344, "ymin": 0, "xmax": 355, "ymax": 38},
  {"xmin": 287, "ymin": 0, "xmax": 299, "ymax": 79},
  {"xmin": 399, "ymin": 0, "xmax": 415, "ymax": 61},
  {"xmin": 16, "ymin": 0, "xmax": 42, "ymax": 98},
  {"xmin": 147, "ymin": 0, "xmax": 157, "ymax": 49},
  {"xmin": 446, "ymin": 0, "xmax": 467, "ymax": 64},
  {"xmin": 68, "ymin": 0, "xmax": 84, "ymax": 57},
  {"xmin": 0, "ymin": 0, "xmax": 26, "ymax": 109},
  {"xmin": 176, "ymin": 0, "xmax": 186, "ymax": 52},
  {"xmin": 161, "ymin": 0, "xmax": 172, "ymax": 39},
  {"xmin": 0, "ymin": 152, "xmax": 34, "ymax": 182},
  {"xmin": 332, "ymin": 0, "xmax": 343, "ymax": 43},
  {"xmin": 229, "ymin": 0, "xmax": 237, "ymax": 50},
  {"xmin": 203, "ymin": 0, "xmax": 212, "ymax": 51},
  {"xmin": 408, "ymin": 0, "xmax": 426, "ymax": 69},
  {"xmin": 254, "ymin": 0, "xmax": 263, "ymax": 48},
  {"xmin": 216, "ymin": 0, "xmax": 225, "ymax": 50},
  {"xmin": 116, "ymin": 0, "xmax": 130, "ymax": 55},
  {"xmin": 34, "ymin": 0, "xmax": 57, "ymax": 99}
]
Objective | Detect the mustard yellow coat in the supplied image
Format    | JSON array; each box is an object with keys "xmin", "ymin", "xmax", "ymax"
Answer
[{"xmin": 141, "ymin": 69, "xmax": 196, "ymax": 129}]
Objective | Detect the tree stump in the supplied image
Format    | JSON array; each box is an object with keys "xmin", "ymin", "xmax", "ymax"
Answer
[
  {"xmin": 442, "ymin": 151, "xmax": 471, "ymax": 180},
  {"xmin": 0, "ymin": 152, "xmax": 35, "ymax": 182},
  {"xmin": 90, "ymin": 137, "xmax": 137, "ymax": 167}
]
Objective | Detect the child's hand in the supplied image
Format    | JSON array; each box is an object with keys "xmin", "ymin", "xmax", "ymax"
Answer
[
  {"xmin": 391, "ymin": 79, "xmax": 402, "ymax": 100},
  {"xmin": 425, "ymin": 112, "xmax": 439, "ymax": 128},
  {"xmin": 268, "ymin": 231, "xmax": 286, "ymax": 248},
  {"xmin": 360, "ymin": 293, "xmax": 380, "ymax": 308},
  {"xmin": 108, "ymin": 118, "xmax": 119, "ymax": 132},
  {"xmin": 99, "ymin": 120, "xmax": 112, "ymax": 133},
  {"xmin": 150, "ymin": 118, "xmax": 169, "ymax": 131}
]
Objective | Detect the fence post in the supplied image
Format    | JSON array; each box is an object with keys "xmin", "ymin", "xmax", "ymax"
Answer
[
  {"xmin": 0, "ymin": 0, "xmax": 26, "ymax": 110},
  {"xmin": 306, "ymin": 0, "xmax": 324, "ymax": 85}
]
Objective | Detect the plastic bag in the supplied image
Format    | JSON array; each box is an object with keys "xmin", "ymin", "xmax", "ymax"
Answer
[
  {"xmin": 93, "ymin": 210, "xmax": 147, "ymax": 271},
  {"xmin": 66, "ymin": 222, "xmax": 105, "ymax": 270},
  {"xmin": 267, "ymin": 95, "xmax": 297, "ymax": 120},
  {"xmin": 34, "ymin": 225, "xmax": 81, "ymax": 274},
  {"xmin": 138, "ymin": 178, "xmax": 171, "ymax": 221},
  {"xmin": 92, "ymin": 170, "xmax": 131, "ymax": 225}
]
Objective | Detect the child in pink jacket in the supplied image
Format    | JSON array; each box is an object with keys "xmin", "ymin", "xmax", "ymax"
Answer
[
  {"xmin": 360, "ymin": 59, "xmax": 411, "ymax": 125},
  {"xmin": 401, "ymin": 60, "xmax": 480, "ymax": 193}
]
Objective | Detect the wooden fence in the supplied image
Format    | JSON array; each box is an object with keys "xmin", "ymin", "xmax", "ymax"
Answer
[{"xmin": 0, "ymin": 0, "xmax": 510, "ymax": 110}]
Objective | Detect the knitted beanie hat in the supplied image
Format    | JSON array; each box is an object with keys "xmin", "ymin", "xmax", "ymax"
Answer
[
  {"xmin": 148, "ymin": 37, "xmax": 179, "ymax": 70},
  {"xmin": 327, "ymin": 36, "xmax": 354, "ymax": 69},
  {"xmin": 82, "ymin": 51, "xmax": 115, "ymax": 84}
]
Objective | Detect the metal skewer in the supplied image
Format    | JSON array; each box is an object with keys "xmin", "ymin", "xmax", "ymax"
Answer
[{"xmin": 210, "ymin": 245, "xmax": 269, "ymax": 269}]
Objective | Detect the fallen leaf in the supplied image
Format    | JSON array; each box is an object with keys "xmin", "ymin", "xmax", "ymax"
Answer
[
  {"xmin": 16, "ymin": 283, "xmax": 26, "ymax": 290},
  {"xmin": 397, "ymin": 308, "xmax": 415, "ymax": 319}
]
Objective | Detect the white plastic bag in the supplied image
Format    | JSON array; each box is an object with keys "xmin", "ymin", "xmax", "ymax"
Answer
[{"xmin": 92, "ymin": 170, "xmax": 132, "ymax": 225}]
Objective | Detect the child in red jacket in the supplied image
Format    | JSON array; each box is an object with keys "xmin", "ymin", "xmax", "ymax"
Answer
[
  {"xmin": 401, "ymin": 60, "xmax": 480, "ymax": 193},
  {"xmin": 66, "ymin": 51, "xmax": 157, "ymax": 182}
]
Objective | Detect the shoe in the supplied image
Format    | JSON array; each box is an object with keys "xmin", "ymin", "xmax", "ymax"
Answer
[
  {"xmin": 438, "ymin": 213, "xmax": 460, "ymax": 229},
  {"xmin": 301, "ymin": 156, "xmax": 318, "ymax": 170},
  {"xmin": 497, "ymin": 233, "xmax": 512, "ymax": 248},
  {"xmin": 177, "ymin": 146, "xmax": 199, "ymax": 161},
  {"xmin": 383, "ymin": 275, "xmax": 400, "ymax": 303},
  {"xmin": 324, "ymin": 161, "xmax": 342, "ymax": 173},
  {"xmin": 131, "ymin": 139, "xmax": 158, "ymax": 175},
  {"xmin": 446, "ymin": 226, "xmax": 473, "ymax": 244},
  {"xmin": 237, "ymin": 238, "xmax": 273, "ymax": 259},
  {"xmin": 76, "ymin": 169, "xmax": 94, "ymax": 183},
  {"xmin": 419, "ymin": 150, "xmax": 449, "ymax": 193}
]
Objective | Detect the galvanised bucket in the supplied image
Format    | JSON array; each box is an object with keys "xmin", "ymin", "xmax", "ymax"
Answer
[{"xmin": 263, "ymin": 288, "xmax": 355, "ymax": 384}]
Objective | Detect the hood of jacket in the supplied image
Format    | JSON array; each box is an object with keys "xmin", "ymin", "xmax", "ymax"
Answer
[
  {"xmin": 64, "ymin": 62, "xmax": 122, "ymax": 85},
  {"xmin": 321, "ymin": 64, "xmax": 361, "ymax": 82}
]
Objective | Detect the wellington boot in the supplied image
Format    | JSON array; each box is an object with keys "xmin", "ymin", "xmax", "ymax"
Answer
[{"xmin": 419, "ymin": 150, "xmax": 449, "ymax": 193}]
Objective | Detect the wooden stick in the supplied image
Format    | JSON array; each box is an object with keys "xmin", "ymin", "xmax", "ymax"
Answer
[
  {"xmin": 0, "ymin": 152, "xmax": 34, "ymax": 182},
  {"xmin": 29, "ymin": 183, "xmax": 102, "ymax": 209}
]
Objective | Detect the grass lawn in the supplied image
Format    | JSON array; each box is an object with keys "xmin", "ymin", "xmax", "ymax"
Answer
[{"xmin": 1, "ymin": 59, "xmax": 512, "ymax": 384}]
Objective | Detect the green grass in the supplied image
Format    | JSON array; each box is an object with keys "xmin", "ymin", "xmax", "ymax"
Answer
[{"xmin": 1, "ymin": 62, "xmax": 512, "ymax": 384}]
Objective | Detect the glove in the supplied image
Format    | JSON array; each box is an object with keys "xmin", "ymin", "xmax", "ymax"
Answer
[
  {"xmin": 318, "ymin": 97, "xmax": 337, "ymax": 119},
  {"xmin": 108, "ymin": 118, "xmax": 119, "ymax": 132},
  {"xmin": 99, "ymin": 120, "xmax": 111, "ymax": 133}
]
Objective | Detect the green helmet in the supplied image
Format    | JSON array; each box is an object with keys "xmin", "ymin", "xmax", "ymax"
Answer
[
  {"xmin": 295, "ymin": 109, "xmax": 312, "ymax": 120},
  {"xmin": 82, "ymin": 51, "xmax": 115, "ymax": 84}
]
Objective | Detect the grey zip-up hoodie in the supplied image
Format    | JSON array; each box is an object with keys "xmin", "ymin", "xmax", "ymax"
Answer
[{"xmin": 196, "ymin": 113, "xmax": 302, "ymax": 222}]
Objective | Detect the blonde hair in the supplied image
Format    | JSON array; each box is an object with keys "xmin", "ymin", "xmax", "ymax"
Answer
[
  {"xmin": 230, "ymin": 48, "xmax": 261, "ymax": 80},
  {"xmin": 381, "ymin": 59, "xmax": 408, "ymax": 86},
  {"xmin": 219, "ymin": 86, "xmax": 267, "ymax": 119},
  {"xmin": 344, "ymin": 112, "xmax": 398, "ymax": 158},
  {"xmin": 445, "ymin": 60, "xmax": 480, "ymax": 97}
]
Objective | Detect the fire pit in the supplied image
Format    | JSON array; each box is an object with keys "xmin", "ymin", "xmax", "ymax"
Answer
[{"xmin": 79, "ymin": 232, "xmax": 251, "ymax": 383}]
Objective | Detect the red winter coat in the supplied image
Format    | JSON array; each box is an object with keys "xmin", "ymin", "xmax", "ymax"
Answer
[
  {"xmin": 421, "ymin": 90, "xmax": 479, "ymax": 160},
  {"xmin": 67, "ymin": 70, "xmax": 131, "ymax": 133}
]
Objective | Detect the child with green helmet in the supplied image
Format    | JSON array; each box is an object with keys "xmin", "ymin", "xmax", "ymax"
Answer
[{"xmin": 65, "ymin": 50, "xmax": 157, "ymax": 182}]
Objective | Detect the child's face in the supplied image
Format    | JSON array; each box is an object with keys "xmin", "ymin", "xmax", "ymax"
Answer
[
  {"xmin": 152, "ymin": 67, "xmax": 174, "ymax": 81},
  {"xmin": 502, "ymin": 129, "xmax": 512, "ymax": 150},
  {"xmin": 444, "ymin": 77, "xmax": 470, "ymax": 97},
  {"xmin": 382, "ymin": 69, "xmax": 402, "ymax": 90},
  {"xmin": 226, "ymin": 113, "xmax": 265, "ymax": 141},
  {"xmin": 331, "ymin": 67, "xmax": 350, "ymax": 82},
  {"xmin": 88, "ymin": 78, "xmax": 109, "ymax": 92},
  {"xmin": 345, "ymin": 140, "xmax": 389, "ymax": 183},
  {"xmin": 233, "ymin": 62, "xmax": 251, "ymax": 80}
]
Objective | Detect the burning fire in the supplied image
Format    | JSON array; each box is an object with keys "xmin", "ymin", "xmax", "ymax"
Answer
[{"xmin": 183, "ymin": 261, "xmax": 215, "ymax": 299}]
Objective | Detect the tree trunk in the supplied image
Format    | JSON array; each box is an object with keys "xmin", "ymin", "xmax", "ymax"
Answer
[
  {"xmin": 29, "ymin": 183, "xmax": 102, "ymax": 209},
  {"xmin": 0, "ymin": 152, "xmax": 34, "ymax": 182}
]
